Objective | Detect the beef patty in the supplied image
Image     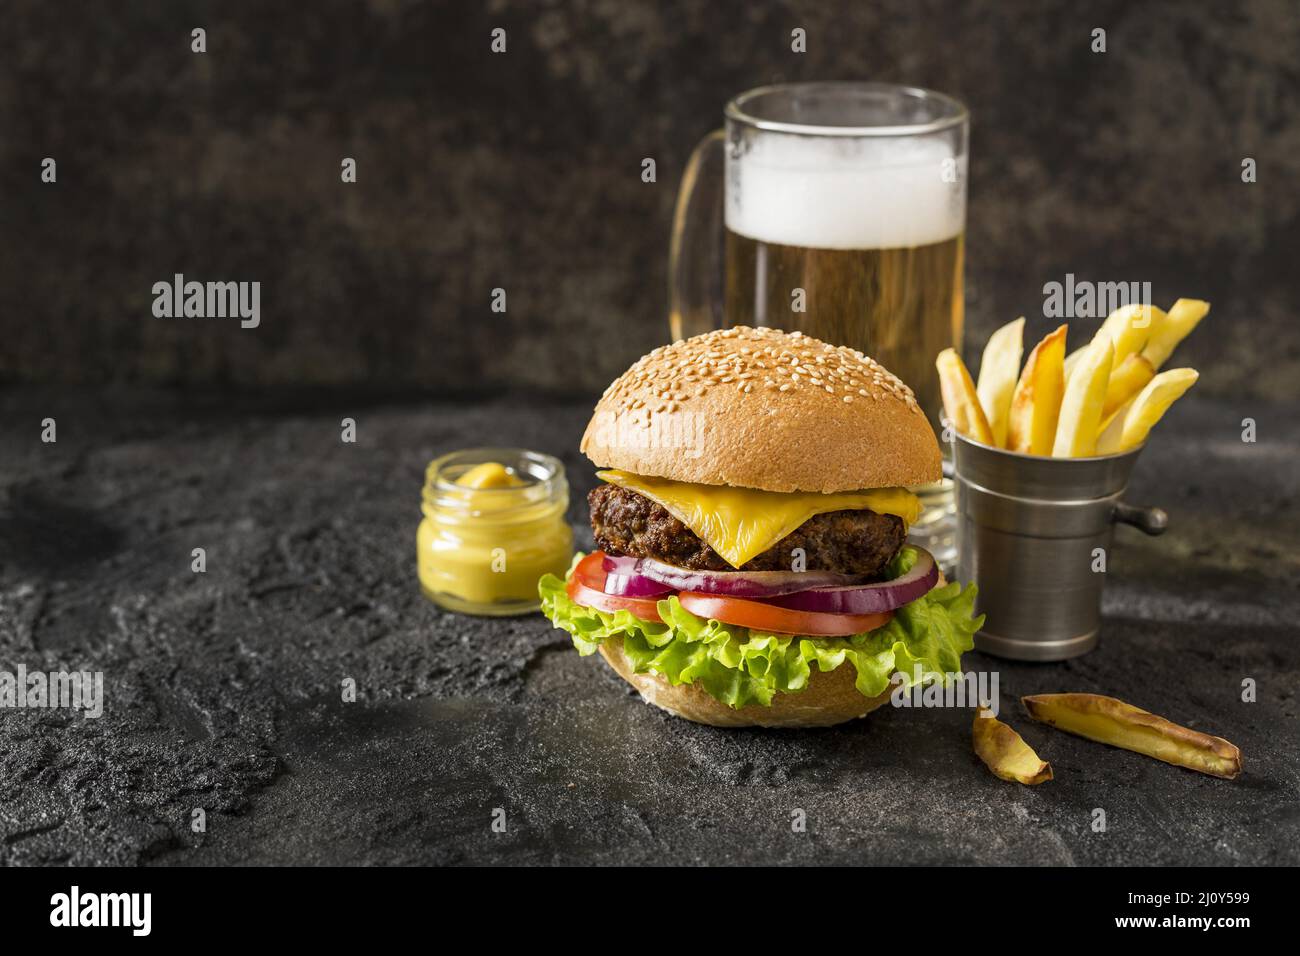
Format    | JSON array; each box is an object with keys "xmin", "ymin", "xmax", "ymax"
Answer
[{"xmin": 588, "ymin": 483, "xmax": 906, "ymax": 576}]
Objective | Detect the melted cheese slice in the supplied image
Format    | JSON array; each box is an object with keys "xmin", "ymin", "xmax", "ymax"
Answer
[{"xmin": 597, "ymin": 470, "xmax": 921, "ymax": 569}]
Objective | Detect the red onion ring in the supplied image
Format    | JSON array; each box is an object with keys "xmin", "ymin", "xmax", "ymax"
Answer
[
  {"xmin": 602, "ymin": 554, "xmax": 867, "ymax": 599},
  {"xmin": 762, "ymin": 548, "xmax": 938, "ymax": 614},
  {"xmin": 601, "ymin": 570, "xmax": 674, "ymax": 598}
]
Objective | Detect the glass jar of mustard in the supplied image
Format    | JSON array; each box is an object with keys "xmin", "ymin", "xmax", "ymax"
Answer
[{"xmin": 417, "ymin": 448, "xmax": 573, "ymax": 616}]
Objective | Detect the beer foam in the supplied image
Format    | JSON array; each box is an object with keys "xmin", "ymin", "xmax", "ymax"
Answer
[{"xmin": 726, "ymin": 135, "xmax": 965, "ymax": 250}]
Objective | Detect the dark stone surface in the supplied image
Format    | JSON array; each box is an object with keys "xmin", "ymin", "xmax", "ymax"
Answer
[
  {"xmin": 2, "ymin": 1, "xmax": 1298, "ymax": 401},
  {"xmin": 1, "ymin": 388, "xmax": 1296, "ymax": 865}
]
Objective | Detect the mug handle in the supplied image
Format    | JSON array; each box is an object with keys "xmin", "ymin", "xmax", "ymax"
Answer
[
  {"xmin": 669, "ymin": 129, "xmax": 726, "ymax": 341},
  {"xmin": 1113, "ymin": 501, "xmax": 1168, "ymax": 536}
]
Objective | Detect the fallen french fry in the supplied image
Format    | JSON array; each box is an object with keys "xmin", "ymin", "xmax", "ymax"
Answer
[
  {"xmin": 1140, "ymin": 298, "xmax": 1209, "ymax": 369},
  {"xmin": 1053, "ymin": 335, "xmax": 1113, "ymax": 457},
  {"xmin": 976, "ymin": 317, "xmax": 1024, "ymax": 448},
  {"xmin": 1022, "ymin": 693, "xmax": 1241, "ymax": 779},
  {"xmin": 1101, "ymin": 353, "xmax": 1156, "ymax": 422},
  {"xmin": 937, "ymin": 347, "xmax": 994, "ymax": 445},
  {"xmin": 1006, "ymin": 324, "xmax": 1067, "ymax": 456},
  {"xmin": 973, "ymin": 707, "xmax": 1053, "ymax": 785},
  {"xmin": 1117, "ymin": 368, "xmax": 1199, "ymax": 451}
]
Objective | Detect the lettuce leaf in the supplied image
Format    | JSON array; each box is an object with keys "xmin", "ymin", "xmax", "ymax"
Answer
[{"xmin": 538, "ymin": 547, "xmax": 983, "ymax": 710}]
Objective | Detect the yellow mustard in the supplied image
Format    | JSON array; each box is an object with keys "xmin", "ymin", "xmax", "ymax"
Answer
[{"xmin": 417, "ymin": 449, "xmax": 573, "ymax": 616}]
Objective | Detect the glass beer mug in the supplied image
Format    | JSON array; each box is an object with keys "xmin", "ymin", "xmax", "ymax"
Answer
[{"xmin": 669, "ymin": 82, "xmax": 969, "ymax": 565}]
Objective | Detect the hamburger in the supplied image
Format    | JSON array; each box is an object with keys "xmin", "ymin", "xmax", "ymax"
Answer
[{"xmin": 539, "ymin": 326, "xmax": 981, "ymax": 727}]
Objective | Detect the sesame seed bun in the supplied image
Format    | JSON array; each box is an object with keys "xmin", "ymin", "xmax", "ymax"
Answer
[{"xmin": 581, "ymin": 327, "xmax": 941, "ymax": 493}]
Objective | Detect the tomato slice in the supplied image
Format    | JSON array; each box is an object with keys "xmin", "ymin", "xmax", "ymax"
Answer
[
  {"xmin": 571, "ymin": 551, "xmax": 609, "ymax": 591},
  {"xmin": 566, "ymin": 552, "xmax": 664, "ymax": 622},
  {"xmin": 677, "ymin": 592, "xmax": 892, "ymax": 637},
  {"xmin": 565, "ymin": 552, "xmax": 888, "ymax": 634}
]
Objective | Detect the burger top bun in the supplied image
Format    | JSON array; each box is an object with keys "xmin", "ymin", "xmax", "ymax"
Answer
[{"xmin": 581, "ymin": 326, "xmax": 941, "ymax": 493}]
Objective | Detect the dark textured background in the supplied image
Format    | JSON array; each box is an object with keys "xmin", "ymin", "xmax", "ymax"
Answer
[
  {"xmin": 2, "ymin": 1, "xmax": 1299, "ymax": 868},
  {"xmin": 2, "ymin": 389, "xmax": 1297, "ymax": 866},
  {"xmin": 1, "ymin": 0, "xmax": 1297, "ymax": 399}
]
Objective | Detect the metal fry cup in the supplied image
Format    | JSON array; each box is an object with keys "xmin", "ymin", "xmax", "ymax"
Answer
[{"xmin": 951, "ymin": 433, "xmax": 1168, "ymax": 661}]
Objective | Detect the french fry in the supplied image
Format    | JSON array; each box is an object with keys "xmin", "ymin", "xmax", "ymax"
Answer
[
  {"xmin": 1064, "ymin": 305, "xmax": 1161, "ymax": 382},
  {"xmin": 973, "ymin": 707, "xmax": 1053, "ymax": 785},
  {"xmin": 1117, "ymin": 368, "xmax": 1199, "ymax": 451},
  {"xmin": 1052, "ymin": 336, "xmax": 1113, "ymax": 457},
  {"xmin": 936, "ymin": 348, "xmax": 994, "ymax": 445},
  {"xmin": 971, "ymin": 295, "xmax": 1203, "ymax": 458},
  {"xmin": 975, "ymin": 317, "xmax": 1024, "ymax": 448},
  {"xmin": 1022, "ymin": 693, "xmax": 1241, "ymax": 779},
  {"xmin": 1006, "ymin": 324, "xmax": 1067, "ymax": 456},
  {"xmin": 1140, "ymin": 298, "xmax": 1209, "ymax": 369},
  {"xmin": 1095, "ymin": 396, "xmax": 1133, "ymax": 455},
  {"xmin": 1062, "ymin": 345, "xmax": 1085, "ymax": 382},
  {"xmin": 1097, "ymin": 303, "xmax": 1162, "ymax": 365},
  {"xmin": 1101, "ymin": 353, "xmax": 1156, "ymax": 422}
]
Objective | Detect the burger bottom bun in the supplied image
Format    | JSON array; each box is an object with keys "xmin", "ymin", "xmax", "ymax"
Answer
[{"xmin": 597, "ymin": 636, "xmax": 895, "ymax": 728}]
